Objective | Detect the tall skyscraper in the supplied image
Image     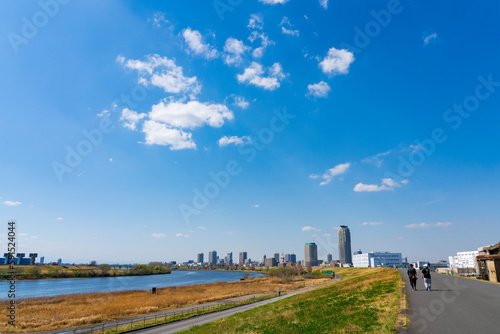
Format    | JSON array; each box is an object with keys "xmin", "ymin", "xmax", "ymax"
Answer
[
  {"xmin": 274, "ymin": 253, "xmax": 280, "ymax": 263},
  {"xmin": 208, "ymin": 251, "xmax": 217, "ymax": 265},
  {"xmin": 226, "ymin": 252, "xmax": 233, "ymax": 265},
  {"xmin": 284, "ymin": 253, "xmax": 297, "ymax": 263},
  {"xmin": 197, "ymin": 253, "xmax": 204, "ymax": 264},
  {"xmin": 304, "ymin": 243, "xmax": 318, "ymax": 267},
  {"xmin": 239, "ymin": 251, "xmax": 247, "ymax": 266},
  {"xmin": 338, "ymin": 225, "xmax": 352, "ymax": 265},
  {"xmin": 327, "ymin": 253, "xmax": 333, "ymax": 263}
]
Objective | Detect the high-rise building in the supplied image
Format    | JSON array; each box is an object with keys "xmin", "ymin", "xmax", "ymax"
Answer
[
  {"xmin": 239, "ymin": 252, "xmax": 247, "ymax": 266},
  {"xmin": 327, "ymin": 253, "xmax": 333, "ymax": 263},
  {"xmin": 274, "ymin": 253, "xmax": 280, "ymax": 263},
  {"xmin": 304, "ymin": 243, "xmax": 318, "ymax": 267},
  {"xmin": 197, "ymin": 253, "xmax": 204, "ymax": 264},
  {"xmin": 338, "ymin": 225, "xmax": 352, "ymax": 265},
  {"xmin": 265, "ymin": 257, "xmax": 277, "ymax": 267},
  {"xmin": 208, "ymin": 251, "xmax": 217, "ymax": 265},
  {"xmin": 226, "ymin": 252, "xmax": 233, "ymax": 265},
  {"xmin": 284, "ymin": 253, "xmax": 297, "ymax": 263}
]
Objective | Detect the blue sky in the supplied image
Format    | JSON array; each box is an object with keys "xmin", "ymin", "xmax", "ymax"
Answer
[{"xmin": 1, "ymin": 0, "xmax": 499, "ymax": 264}]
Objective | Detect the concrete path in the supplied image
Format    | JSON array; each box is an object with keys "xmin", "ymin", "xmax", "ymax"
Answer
[
  {"xmin": 400, "ymin": 269, "xmax": 500, "ymax": 333},
  {"xmin": 133, "ymin": 278, "xmax": 340, "ymax": 334}
]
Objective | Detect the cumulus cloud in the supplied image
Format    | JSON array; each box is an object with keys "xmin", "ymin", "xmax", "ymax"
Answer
[
  {"xmin": 181, "ymin": 28, "xmax": 219, "ymax": 60},
  {"xmin": 319, "ymin": 47, "xmax": 355, "ymax": 75},
  {"xmin": 223, "ymin": 38, "xmax": 251, "ymax": 66},
  {"xmin": 117, "ymin": 54, "xmax": 201, "ymax": 96},
  {"xmin": 354, "ymin": 178, "xmax": 408, "ymax": 192},
  {"xmin": 248, "ymin": 32, "xmax": 275, "ymax": 58},
  {"xmin": 237, "ymin": 62, "xmax": 286, "ymax": 90},
  {"xmin": 151, "ymin": 233, "xmax": 167, "ymax": 238},
  {"xmin": 302, "ymin": 226, "xmax": 321, "ymax": 232},
  {"xmin": 310, "ymin": 163, "xmax": 350, "ymax": 186},
  {"xmin": 423, "ymin": 32, "xmax": 438, "ymax": 45},
  {"xmin": 259, "ymin": 0, "xmax": 290, "ymax": 4},
  {"xmin": 120, "ymin": 108, "xmax": 146, "ymax": 130},
  {"xmin": 362, "ymin": 222, "xmax": 383, "ymax": 226},
  {"xmin": 405, "ymin": 222, "xmax": 452, "ymax": 228},
  {"xmin": 142, "ymin": 120, "xmax": 196, "ymax": 150},
  {"xmin": 248, "ymin": 14, "xmax": 264, "ymax": 30},
  {"xmin": 150, "ymin": 100, "xmax": 233, "ymax": 129},
  {"xmin": 3, "ymin": 201, "xmax": 21, "ymax": 206},
  {"xmin": 319, "ymin": 0, "xmax": 329, "ymax": 9},
  {"xmin": 280, "ymin": 17, "xmax": 299, "ymax": 36},
  {"xmin": 176, "ymin": 233, "xmax": 190, "ymax": 238},
  {"xmin": 218, "ymin": 135, "xmax": 251, "ymax": 147},
  {"xmin": 307, "ymin": 81, "xmax": 331, "ymax": 98}
]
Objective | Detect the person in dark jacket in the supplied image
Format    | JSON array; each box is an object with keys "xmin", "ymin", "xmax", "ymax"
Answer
[
  {"xmin": 407, "ymin": 264, "xmax": 418, "ymax": 291},
  {"xmin": 421, "ymin": 263, "xmax": 432, "ymax": 291}
]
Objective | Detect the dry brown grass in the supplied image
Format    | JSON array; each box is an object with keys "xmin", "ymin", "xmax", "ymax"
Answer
[{"xmin": 0, "ymin": 275, "xmax": 313, "ymax": 333}]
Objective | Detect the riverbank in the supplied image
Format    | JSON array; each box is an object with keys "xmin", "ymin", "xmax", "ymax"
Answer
[
  {"xmin": 0, "ymin": 273, "xmax": 329, "ymax": 333},
  {"xmin": 0, "ymin": 264, "xmax": 171, "ymax": 280}
]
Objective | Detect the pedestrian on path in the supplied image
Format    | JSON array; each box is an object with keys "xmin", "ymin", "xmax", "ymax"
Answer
[
  {"xmin": 421, "ymin": 263, "xmax": 432, "ymax": 291},
  {"xmin": 407, "ymin": 264, "xmax": 418, "ymax": 291}
]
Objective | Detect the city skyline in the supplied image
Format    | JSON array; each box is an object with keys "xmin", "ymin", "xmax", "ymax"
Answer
[{"xmin": 1, "ymin": 1, "xmax": 500, "ymax": 264}]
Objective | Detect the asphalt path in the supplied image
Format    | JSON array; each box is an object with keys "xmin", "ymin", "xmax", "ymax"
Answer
[
  {"xmin": 400, "ymin": 269, "xmax": 500, "ymax": 333},
  {"xmin": 132, "ymin": 278, "xmax": 339, "ymax": 334}
]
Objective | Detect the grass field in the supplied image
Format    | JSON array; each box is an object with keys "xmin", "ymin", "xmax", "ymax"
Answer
[
  {"xmin": 181, "ymin": 267, "xmax": 403, "ymax": 334},
  {"xmin": 0, "ymin": 274, "xmax": 327, "ymax": 333}
]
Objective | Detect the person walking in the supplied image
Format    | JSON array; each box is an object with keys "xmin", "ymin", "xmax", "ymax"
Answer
[
  {"xmin": 407, "ymin": 264, "xmax": 418, "ymax": 291},
  {"xmin": 421, "ymin": 263, "xmax": 432, "ymax": 291}
]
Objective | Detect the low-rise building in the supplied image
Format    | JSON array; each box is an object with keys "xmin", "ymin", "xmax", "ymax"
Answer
[{"xmin": 353, "ymin": 251, "xmax": 402, "ymax": 268}]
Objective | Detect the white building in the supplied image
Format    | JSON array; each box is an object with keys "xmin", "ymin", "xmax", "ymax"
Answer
[
  {"xmin": 449, "ymin": 250, "xmax": 479, "ymax": 269},
  {"xmin": 352, "ymin": 251, "xmax": 403, "ymax": 268}
]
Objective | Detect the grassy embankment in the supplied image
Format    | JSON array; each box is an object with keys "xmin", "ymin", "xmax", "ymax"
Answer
[
  {"xmin": 182, "ymin": 267, "xmax": 403, "ymax": 334},
  {"xmin": 0, "ymin": 264, "xmax": 171, "ymax": 280},
  {"xmin": 0, "ymin": 269, "xmax": 328, "ymax": 333}
]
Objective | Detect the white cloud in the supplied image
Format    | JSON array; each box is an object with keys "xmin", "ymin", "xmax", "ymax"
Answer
[
  {"xmin": 120, "ymin": 108, "xmax": 146, "ymax": 130},
  {"xmin": 307, "ymin": 81, "xmax": 331, "ymax": 98},
  {"xmin": 252, "ymin": 204, "xmax": 260, "ymax": 208},
  {"xmin": 406, "ymin": 222, "xmax": 452, "ymax": 228},
  {"xmin": 218, "ymin": 135, "xmax": 251, "ymax": 147},
  {"xmin": 150, "ymin": 100, "xmax": 233, "ymax": 129},
  {"xmin": 322, "ymin": 233, "xmax": 332, "ymax": 237},
  {"xmin": 56, "ymin": 217, "xmax": 64, "ymax": 221},
  {"xmin": 142, "ymin": 120, "xmax": 196, "ymax": 150},
  {"xmin": 237, "ymin": 62, "xmax": 286, "ymax": 90},
  {"xmin": 310, "ymin": 163, "xmax": 350, "ymax": 186},
  {"xmin": 97, "ymin": 109, "xmax": 110, "ymax": 117},
  {"xmin": 362, "ymin": 222, "xmax": 383, "ymax": 226},
  {"xmin": 182, "ymin": 28, "xmax": 219, "ymax": 60},
  {"xmin": 151, "ymin": 233, "xmax": 167, "ymax": 238},
  {"xmin": 117, "ymin": 54, "xmax": 201, "ymax": 96},
  {"xmin": 176, "ymin": 233, "xmax": 190, "ymax": 238},
  {"xmin": 354, "ymin": 178, "xmax": 408, "ymax": 192},
  {"xmin": 362, "ymin": 145, "xmax": 421, "ymax": 167},
  {"xmin": 233, "ymin": 96, "xmax": 250, "ymax": 109},
  {"xmin": 302, "ymin": 226, "xmax": 321, "ymax": 232},
  {"xmin": 280, "ymin": 17, "xmax": 299, "ymax": 37},
  {"xmin": 248, "ymin": 14, "xmax": 264, "ymax": 30},
  {"xmin": 150, "ymin": 12, "xmax": 171, "ymax": 28},
  {"xmin": 223, "ymin": 38, "xmax": 251, "ymax": 66},
  {"xmin": 259, "ymin": 0, "xmax": 290, "ymax": 4},
  {"xmin": 3, "ymin": 201, "xmax": 21, "ymax": 206},
  {"xmin": 248, "ymin": 32, "xmax": 275, "ymax": 58},
  {"xmin": 423, "ymin": 32, "xmax": 438, "ymax": 45},
  {"xmin": 319, "ymin": 0, "xmax": 329, "ymax": 9},
  {"xmin": 319, "ymin": 47, "xmax": 355, "ymax": 75},
  {"xmin": 197, "ymin": 226, "xmax": 207, "ymax": 230}
]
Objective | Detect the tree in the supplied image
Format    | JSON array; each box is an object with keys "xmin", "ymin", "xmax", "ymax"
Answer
[
  {"xmin": 243, "ymin": 272, "xmax": 250, "ymax": 280},
  {"xmin": 89, "ymin": 260, "xmax": 97, "ymax": 267},
  {"xmin": 99, "ymin": 264, "xmax": 111, "ymax": 274}
]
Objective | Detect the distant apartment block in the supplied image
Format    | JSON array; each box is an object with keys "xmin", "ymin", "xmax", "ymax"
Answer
[
  {"xmin": 208, "ymin": 251, "xmax": 217, "ymax": 265},
  {"xmin": 327, "ymin": 253, "xmax": 333, "ymax": 263},
  {"xmin": 353, "ymin": 251, "xmax": 402, "ymax": 268},
  {"xmin": 304, "ymin": 243, "xmax": 318, "ymax": 267},
  {"xmin": 226, "ymin": 252, "xmax": 233, "ymax": 265},
  {"xmin": 338, "ymin": 226, "xmax": 352, "ymax": 265},
  {"xmin": 197, "ymin": 253, "xmax": 204, "ymax": 264},
  {"xmin": 265, "ymin": 257, "xmax": 277, "ymax": 267},
  {"xmin": 239, "ymin": 252, "xmax": 247, "ymax": 266},
  {"xmin": 449, "ymin": 250, "xmax": 479, "ymax": 269},
  {"xmin": 284, "ymin": 253, "xmax": 296, "ymax": 263}
]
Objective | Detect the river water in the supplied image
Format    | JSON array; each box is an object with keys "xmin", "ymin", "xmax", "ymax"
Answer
[{"xmin": 0, "ymin": 270, "xmax": 265, "ymax": 299}]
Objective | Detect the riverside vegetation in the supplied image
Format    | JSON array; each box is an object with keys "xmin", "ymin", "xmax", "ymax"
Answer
[
  {"xmin": 183, "ymin": 267, "xmax": 403, "ymax": 334},
  {"xmin": 0, "ymin": 267, "xmax": 329, "ymax": 333}
]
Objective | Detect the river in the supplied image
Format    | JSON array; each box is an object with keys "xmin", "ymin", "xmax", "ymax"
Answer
[{"xmin": 0, "ymin": 270, "xmax": 265, "ymax": 299}]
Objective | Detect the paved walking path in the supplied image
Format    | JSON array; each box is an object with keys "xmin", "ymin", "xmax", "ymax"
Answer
[{"xmin": 399, "ymin": 269, "xmax": 500, "ymax": 333}]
